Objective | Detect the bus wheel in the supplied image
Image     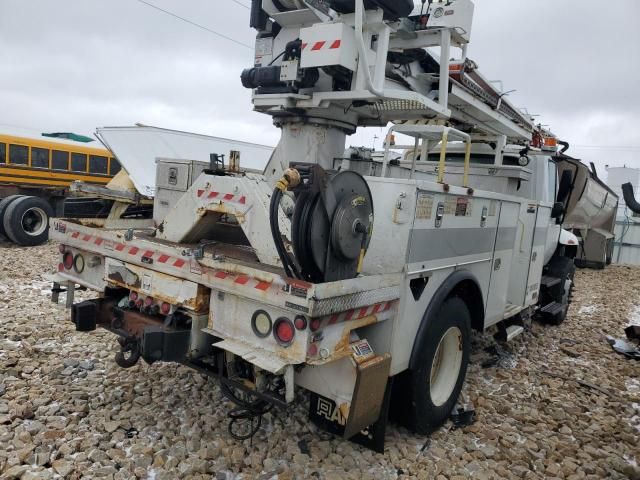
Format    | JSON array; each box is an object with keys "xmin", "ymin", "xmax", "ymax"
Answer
[
  {"xmin": 0, "ymin": 195, "xmax": 25, "ymax": 239},
  {"xmin": 3, "ymin": 196, "xmax": 54, "ymax": 246},
  {"xmin": 405, "ymin": 297, "xmax": 471, "ymax": 434}
]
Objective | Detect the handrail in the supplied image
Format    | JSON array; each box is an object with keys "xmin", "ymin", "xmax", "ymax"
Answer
[
  {"xmin": 381, "ymin": 125, "xmax": 471, "ymax": 185},
  {"xmin": 437, "ymin": 130, "xmax": 449, "ymax": 184},
  {"xmin": 354, "ymin": 0, "xmax": 384, "ymax": 97}
]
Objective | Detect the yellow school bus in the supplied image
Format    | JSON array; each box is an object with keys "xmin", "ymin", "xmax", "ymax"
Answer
[{"xmin": 0, "ymin": 128, "xmax": 121, "ymax": 246}]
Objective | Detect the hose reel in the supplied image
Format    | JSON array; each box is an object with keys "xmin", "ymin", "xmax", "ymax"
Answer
[{"xmin": 271, "ymin": 165, "xmax": 374, "ymax": 283}]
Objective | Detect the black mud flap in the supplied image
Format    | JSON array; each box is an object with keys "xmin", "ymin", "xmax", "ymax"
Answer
[{"xmin": 308, "ymin": 354, "xmax": 392, "ymax": 453}]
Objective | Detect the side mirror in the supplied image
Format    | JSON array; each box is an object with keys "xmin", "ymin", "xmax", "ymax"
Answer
[{"xmin": 551, "ymin": 202, "xmax": 564, "ymax": 219}]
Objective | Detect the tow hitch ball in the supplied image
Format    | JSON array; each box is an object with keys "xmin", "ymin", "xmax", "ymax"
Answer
[{"xmin": 115, "ymin": 336, "xmax": 141, "ymax": 368}]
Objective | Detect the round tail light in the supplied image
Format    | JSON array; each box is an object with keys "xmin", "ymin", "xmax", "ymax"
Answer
[
  {"xmin": 310, "ymin": 318, "xmax": 321, "ymax": 332},
  {"xmin": 161, "ymin": 302, "xmax": 171, "ymax": 315},
  {"xmin": 129, "ymin": 291, "xmax": 138, "ymax": 301},
  {"xmin": 274, "ymin": 318, "xmax": 295, "ymax": 346},
  {"xmin": 294, "ymin": 315, "xmax": 307, "ymax": 330},
  {"xmin": 144, "ymin": 297, "xmax": 154, "ymax": 307},
  {"xmin": 62, "ymin": 252, "xmax": 74, "ymax": 270},
  {"xmin": 135, "ymin": 299, "xmax": 143, "ymax": 309},
  {"xmin": 251, "ymin": 310, "xmax": 272, "ymax": 338},
  {"xmin": 57, "ymin": 263, "xmax": 64, "ymax": 272}
]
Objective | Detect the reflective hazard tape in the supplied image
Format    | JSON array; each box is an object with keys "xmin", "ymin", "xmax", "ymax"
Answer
[
  {"xmin": 196, "ymin": 189, "xmax": 246, "ymax": 205},
  {"xmin": 211, "ymin": 270, "xmax": 273, "ymax": 292},
  {"xmin": 326, "ymin": 300, "xmax": 396, "ymax": 325},
  {"xmin": 65, "ymin": 227, "xmax": 276, "ymax": 292},
  {"xmin": 302, "ymin": 40, "xmax": 342, "ymax": 51}
]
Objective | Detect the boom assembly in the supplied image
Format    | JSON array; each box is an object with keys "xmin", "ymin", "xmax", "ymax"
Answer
[{"xmin": 50, "ymin": 0, "xmax": 617, "ymax": 449}]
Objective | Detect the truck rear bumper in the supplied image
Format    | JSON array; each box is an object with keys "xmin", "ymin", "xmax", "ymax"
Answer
[
  {"xmin": 71, "ymin": 297, "xmax": 192, "ymax": 364},
  {"xmin": 69, "ymin": 296, "xmax": 292, "ymax": 408}
]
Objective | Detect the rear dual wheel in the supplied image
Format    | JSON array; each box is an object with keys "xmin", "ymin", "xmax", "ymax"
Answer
[
  {"xmin": 0, "ymin": 196, "xmax": 53, "ymax": 246},
  {"xmin": 0, "ymin": 195, "xmax": 24, "ymax": 238},
  {"xmin": 393, "ymin": 297, "xmax": 471, "ymax": 434}
]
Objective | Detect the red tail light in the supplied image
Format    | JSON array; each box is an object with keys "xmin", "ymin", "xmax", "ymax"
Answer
[
  {"xmin": 161, "ymin": 302, "xmax": 171, "ymax": 315},
  {"xmin": 58, "ymin": 263, "xmax": 64, "ymax": 272},
  {"xmin": 274, "ymin": 318, "xmax": 295, "ymax": 346},
  {"xmin": 129, "ymin": 291, "xmax": 138, "ymax": 301},
  {"xmin": 310, "ymin": 318, "xmax": 321, "ymax": 332},
  {"xmin": 144, "ymin": 297, "xmax": 154, "ymax": 307},
  {"xmin": 294, "ymin": 315, "xmax": 307, "ymax": 330},
  {"xmin": 62, "ymin": 252, "xmax": 74, "ymax": 270}
]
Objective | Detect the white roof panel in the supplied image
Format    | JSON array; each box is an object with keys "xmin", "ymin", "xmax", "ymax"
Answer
[{"xmin": 96, "ymin": 125, "xmax": 274, "ymax": 197}]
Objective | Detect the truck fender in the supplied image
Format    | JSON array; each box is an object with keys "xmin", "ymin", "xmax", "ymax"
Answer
[
  {"xmin": 559, "ymin": 229, "xmax": 579, "ymax": 247},
  {"xmin": 408, "ymin": 270, "xmax": 484, "ymax": 371}
]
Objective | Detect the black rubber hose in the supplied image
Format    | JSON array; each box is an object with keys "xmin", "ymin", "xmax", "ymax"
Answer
[
  {"xmin": 558, "ymin": 140, "xmax": 570, "ymax": 154},
  {"xmin": 622, "ymin": 182, "xmax": 640, "ymax": 214},
  {"xmin": 269, "ymin": 188, "xmax": 295, "ymax": 278}
]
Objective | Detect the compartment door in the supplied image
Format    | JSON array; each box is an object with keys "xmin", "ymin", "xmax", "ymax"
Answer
[{"xmin": 484, "ymin": 201, "xmax": 519, "ymax": 327}]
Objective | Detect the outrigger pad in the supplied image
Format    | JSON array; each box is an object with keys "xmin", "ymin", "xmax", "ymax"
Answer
[
  {"xmin": 141, "ymin": 326, "xmax": 190, "ymax": 364},
  {"xmin": 71, "ymin": 300, "xmax": 98, "ymax": 332}
]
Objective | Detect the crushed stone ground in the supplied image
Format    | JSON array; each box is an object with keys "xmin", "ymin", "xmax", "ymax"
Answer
[{"xmin": 0, "ymin": 242, "xmax": 639, "ymax": 480}]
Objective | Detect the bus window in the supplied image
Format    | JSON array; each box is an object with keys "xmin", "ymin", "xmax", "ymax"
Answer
[
  {"xmin": 31, "ymin": 147, "xmax": 50, "ymax": 169},
  {"xmin": 0, "ymin": 143, "xmax": 5, "ymax": 163},
  {"xmin": 71, "ymin": 153, "xmax": 87, "ymax": 172},
  {"xmin": 52, "ymin": 150, "xmax": 69, "ymax": 170},
  {"xmin": 89, "ymin": 155, "xmax": 108, "ymax": 174},
  {"xmin": 109, "ymin": 158, "xmax": 122, "ymax": 176},
  {"xmin": 9, "ymin": 144, "xmax": 28, "ymax": 165}
]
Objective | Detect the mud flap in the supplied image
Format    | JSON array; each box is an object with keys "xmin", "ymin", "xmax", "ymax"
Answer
[{"xmin": 309, "ymin": 354, "xmax": 392, "ymax": 453}]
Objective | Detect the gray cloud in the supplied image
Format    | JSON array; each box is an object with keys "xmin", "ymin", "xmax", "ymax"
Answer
[{"xmin": 1, "ymin": 0, "xmax": 639, "ymax": 172}]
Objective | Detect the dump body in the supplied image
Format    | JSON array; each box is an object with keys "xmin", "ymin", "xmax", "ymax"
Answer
[{"xmin": 556, "ymin": 156, "xmax": 618, "ymax": 268}]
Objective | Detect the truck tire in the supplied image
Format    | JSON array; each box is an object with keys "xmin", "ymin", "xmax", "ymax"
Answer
[
  {"xmin": 3, "ymin": 196, "xmax": 54, "ymax": 246},
  {"xmin": 399, "ymin": 297, "xmax": 471, "ymax": 434},
  {"xmin": 0, "ymin": 195, "xmax": 25, "ymax": 239},
  {"xmin": 544, "ymin": 256, "xmax": 575, "ymax": 325}
]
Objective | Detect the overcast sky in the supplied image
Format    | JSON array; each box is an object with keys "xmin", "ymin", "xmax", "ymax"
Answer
[{"xmin": 1, "ymin": 0, "xmax": 639, "ymax": 178}]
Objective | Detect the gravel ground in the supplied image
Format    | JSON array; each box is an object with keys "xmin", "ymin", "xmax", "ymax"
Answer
[{"xmin": 0, "ymin": 242, "xmax": 639, "ymax": 480}]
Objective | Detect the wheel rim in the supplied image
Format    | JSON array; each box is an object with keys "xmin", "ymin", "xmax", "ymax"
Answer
[
  {"xmin": 20, "ymin": 207, "xmax": 47, "ymax": 237},
  {"xmin": 430, "ymin": 326, "xmax": 463, "ymax": 407}
]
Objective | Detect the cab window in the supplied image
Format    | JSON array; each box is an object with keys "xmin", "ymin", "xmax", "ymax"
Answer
[
  {"xmin": 31, "ymin": 147, "xmax": 50, "ymax": 168},
  {"xmin": 9, "ymin": 144, "xmax": 28, "ymax": 165},
  {"xmin": 89, "ymin": 155, "xmax": 108, "ymax": 174},
  {"xmin": 71, "ymin": 153, "xmax": 87, "ymax": 172},
  {"xmin": 0, "ymin": 143, "xmax": 5, "ymax": 163},
  {"xmin": 109, "ymin": 158, "xmax": 122, "ymax": 176},
  {"xmin": 52, "ymin": 150, "xmax": 69, "ymax": 170}
]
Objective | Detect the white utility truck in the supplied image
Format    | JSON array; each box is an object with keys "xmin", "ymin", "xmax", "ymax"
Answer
[{"xmin": 51, "ymin": 0, "xmax": 585, "ymax": 450}]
